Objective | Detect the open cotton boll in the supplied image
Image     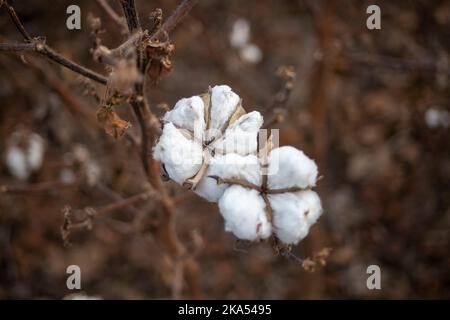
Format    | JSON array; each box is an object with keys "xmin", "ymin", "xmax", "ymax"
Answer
[
  {"xmin": 27, "ymin": 133, "xmax": 45, "ymax": 171},
  {"xmin": 153, "ymin": 122, "xmax": 203, "ymax": 184},
  {"xmin": 229, "ymin": 18, "xmax": 251, "ymax": 49},
  {"xmin": 219, "ymin": 185, "xmax": 272, "ymax": 241},
  {"xmin": 195, "ymin": 153, "xmax": 261, "ymax": 202},
  {"xmin": 208, "ymin": 85, "xmax": 240, "ymax": 134},
  {"xmin": 5, "ymin": 146, "xmax": 29, "ymax": 180},
  {"xmin": 163, "ymin": 96, "xmax": 205, "ymax": 137},
  {"xmin": 212, "ymin": 111, "xmax": 263, "ymax": 155},
  {"xmin": 269, "ymin": 190, "xmax": 323, "ymax": 245},
  {"xmin": 268, "ymin": 146, "xmax": 318, "ymax": 190}
]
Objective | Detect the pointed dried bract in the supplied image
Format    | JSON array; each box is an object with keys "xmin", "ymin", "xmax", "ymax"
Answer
[{"xmin": 96, "ymin": 105, "xmax": 131, "ymax": 139}]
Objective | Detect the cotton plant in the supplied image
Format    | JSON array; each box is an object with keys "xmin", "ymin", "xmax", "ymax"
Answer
[
  {"xmin": 154, "ymin": 85, "xmax": 263, "ymax": 202},
  {"xmin": 153, "ymin": 85, "xmax": 323, "ymax": 246}
]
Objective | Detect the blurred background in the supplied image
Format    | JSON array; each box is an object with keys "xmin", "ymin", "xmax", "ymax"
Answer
[{"xmin": 0, "ymin": 0, "xmax": 449, "ymax": 299}]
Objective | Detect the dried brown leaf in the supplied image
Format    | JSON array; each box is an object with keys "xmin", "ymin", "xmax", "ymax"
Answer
[{"xmin": 96, "ymin": 105, "xmax": 131, "ymax": 139}]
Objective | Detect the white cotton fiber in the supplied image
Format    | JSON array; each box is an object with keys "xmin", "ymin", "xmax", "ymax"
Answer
[
  {"xmin": 212, "ymin": 111, "xmax": 263, "ymax": 156},
  {"xmin": 195, "ymin": 153, "xmax": 261, "ymax": 202},
  {"xmin": 267, "ymin": 146, "xmax": 318, "ymax": 190},
  {"xmin": 218, "ymin": 185, "xmax": 272, "ymax": 241},
  {"xmin": 5, "ymin": 132, "xmax": 46, "ymax": 181},
  {"xmin": 163, "ymin": 96, "xmax": 206, "ymax": 138},
  {"xmin": 153, "ymin": 122, "xmax": 203, "ymax": 184},
  {"xmin": 6, "ymin": 146, "xmax": 29, "ymax": 180},
  {"xmin": 208, "ymin": 85, "xmax": 240, "ymax": 136},
  {"xmin": 229, "ymin": 18, "xmax": 250, "ymax": 49},
  {"xmin": 27, "ymin": 133, "xmax": 45, "ymax": 171},
  {"xmin": 269, "ymin": 190, "xmax": 323, "ymax": 245}
]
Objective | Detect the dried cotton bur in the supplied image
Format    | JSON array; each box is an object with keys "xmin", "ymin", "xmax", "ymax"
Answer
[{"xmin": 153, "ymin": 85, "xmax": 325, "ymax": 266}]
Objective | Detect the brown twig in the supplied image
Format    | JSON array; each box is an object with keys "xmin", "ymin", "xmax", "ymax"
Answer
[
  {"xmin": 0, "ymin": 1, "xmax": 108, "ymax": 85},
  {"xmin": 263, "ymin": 65, "xmax": 297, "ymax": 128},
  {"xmin": 152, "ymin": 0, "xmax": 198, "ymax": 40},
  {"xmin": 61, "ymin": 190, "xmax": 154, "ymax": 245},
  {"xmin": 0, "ymin": 39, "xmax": 108, "ymax": 85},
  {"xmin": 119, "ymin": 0, "xmax": 141, "ymax": 32},
  {"xmin": 2, "ymin": 0, "xmax": 32, "ymax": 41},
  {"xmin": 117, "ymin": 0, "xmax": 202, "ymax": 299},
  {"xmin": 96, "ymin": 0, "xmax": 126, "ymax": 28},
  {"xmin": 1, "ymin": 180, "xmax": 75, "ymax": 194},
  {"xmin": 209, "ymin": 175, "xmax": 262, "ymax": 192}
]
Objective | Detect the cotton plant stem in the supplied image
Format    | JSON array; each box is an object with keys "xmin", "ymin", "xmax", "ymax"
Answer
[
  {"xmin": 0, "ymin": 1, "xmax": 108, "ymax": 85},
  {"xmin": 2, "ymin": 0, "xmax": 32, "ymax": 41},
  {"xmin": 151, "ymin": 0, "xmax": 198, "ymax": 40},
  {"xmin": 0, "ymin": 180, "xmax": 75, "ymax": 194},
  {"xmin": 119, "ymin": 0, "xmax": 140, "ymax": 32},
  {"xmin": 209, "ymin": 176, "xmax": 262, "ymax": 192},
  {"xmin": 119, "ymin": 0, "xmax": 202, "ymax": 299},
  {"xmin": 0, "ymin": 41, "xmax": 108, "ymax": 84},
  {"xmin": 96, "ymin": 0, "xmax": 125, "ymax": 27}
]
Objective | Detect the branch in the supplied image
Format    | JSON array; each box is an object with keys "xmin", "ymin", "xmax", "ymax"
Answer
[
  {"xmin": 0, "ymin": 1, "xmax": 108, "ymax": 85},
  {"xmin": 2, "ymin": 0, "xmax": 32, "ymax": 41},
  {"xmin": 119, "ymin": 0, "xmax": 141, "ymax": 32},
  {"xmin": 96, "ymin": 0, "xmax": 125, "ymax": 28},
  {"xmin": 61, "ymin": 189, "xmax": 154, "ymax": 245},
  {"xmin": 152, "ymin": 0, "xmax": 198, "ymax": 40},
  {"xmin": 263, "ymin": 66, "xmax": 296, "ymax": 128},
  {"xmin": 209, "ymin": 175, "xmax": 262, "ymax": 192},
  {"xmin": 1, "ymin": 180, "xmax": 75, "ymax": 194}
]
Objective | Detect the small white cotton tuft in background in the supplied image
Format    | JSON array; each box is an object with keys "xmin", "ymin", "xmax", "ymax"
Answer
[
  {"xmin": 424, "ymin": 107, "xmax": 450, "ymax": 129},
  {"xmin": 239, "ymin": 43, "xmax": 263, "ymax": 65},
  {"xmin": 27, "ymin": 133, "xmax": 46, "ymax": 171},
  {"xmin": 229, "ymin": 18, "xmax": 251, "ymax": 49},
  {"xmin": 229, "ymin": 18, "xmax": 263, "ymax": 65},
  {"xmin": 4, "ymin": 131, "xmax": 46, "ymax": 180}
]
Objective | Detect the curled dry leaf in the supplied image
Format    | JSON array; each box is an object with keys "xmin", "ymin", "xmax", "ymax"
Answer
[
  {"xmin": 96, "ymin": 105, "xmax": 131, "ymax": 139},
  {"xmin": 145, "ymin": 37, "xmax": 175, "ymax": 83}
]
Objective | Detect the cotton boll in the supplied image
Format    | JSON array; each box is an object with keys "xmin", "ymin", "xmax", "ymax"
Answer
[
  {"xmin": 212, "ymin": 111, "xmax": 263, "ymax": 155},
  {"xmin": 219, "ymin": 185, "xmax": 272, "ymax": 241},
  {"xmin": 5, "ymin": 132, "xmax": 46, "ymax": 180},
  {"xmin": 240, "ymin": 43, "xmax": 263, "ymax": 64},
  {"xmin": 5, "ymin": 146, "xmax": 29, "ymax": 180},
  {"xmin": 195, "ymin": 153, "xmax": 261, "ymax": 202},
  {"xmin": 208, "ymin": 85, "xmax": 240, "ymax": 136},
  {"xmin": 268, "ymin": 146, "xmax": 318, "ymax": 190},
  {"xmin": 27, "ymin": 133, "xmax": 45, "ymax": 171},
  {"xmin": 229, "ymin": 18, "xmax": 250, "ymax": 49},
  {"xmin": 153, "ymin": 122, "xmax": 203, "ymax": 184},
  {"xmin": 424, "ymin": 108, "xmax": 450, "ymax": 129},
  {"xmin": 269, "ymin": 190, "xmax": 323, "ymax": 245},
  {"xmin": 164, "ymin": 96, "xmax": 206, "ymax": 137}
]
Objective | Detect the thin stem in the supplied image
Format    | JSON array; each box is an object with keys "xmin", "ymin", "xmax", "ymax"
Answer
[
  {"xmin": 119, "ymin": 0, "xmax": 140, "ymax": 32},
  {"xmin": 96, "ymin": 190, "xmax": 154, "ymax": 215},
  {"xmin": 0, "ymin": 40, "xmax": 108, "ymax": 85},
  {"xmin": 1, "ymin": 180, "xmax": 75, "ymax": 194},
  {"xmin": 267, "ymin": 186, "xmax": 312, "ymax": 194},
  {"xmin": 2, "ymin": 0, "xmax": 32, "ymax": 41},
  {"xmin": 209, "ymin": 176, "xmax": 262, "ymax": 192},
  {"xmin": 1, "ymin": 1, "xmax": 109, "ymax": 85},
  {"xmin": 152, "ymin": 0, "xmax": 198, "ymax": 40},
  {"xmin": 96, "ymin": 0, "xmax": 125, "ymax": 27},
  {"xmin": 38, "ymin": 42, "xmax": 108, "ymax": 85}
]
